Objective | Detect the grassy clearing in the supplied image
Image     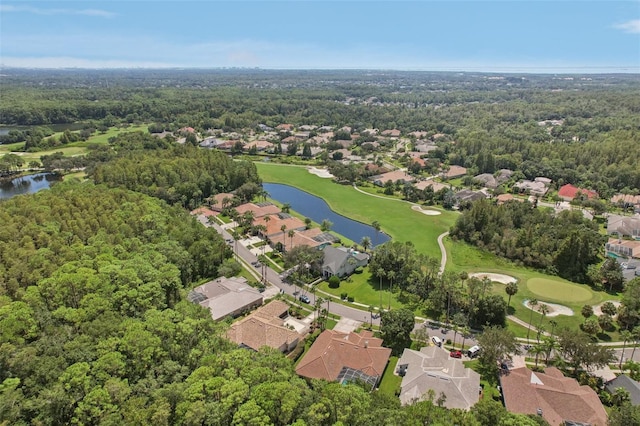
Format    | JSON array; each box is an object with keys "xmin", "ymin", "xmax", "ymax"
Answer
[
  {"xmin": 377, "ymin": 356, "xmax": 401, "ymax": 396},
  {"xmin": 256, "ymin": 163, "xmax": 457, "ymax": 259}
]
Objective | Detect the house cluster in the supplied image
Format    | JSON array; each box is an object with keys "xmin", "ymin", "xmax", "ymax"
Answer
[{"xmin": 605, "ymin": 213, "xmax": 640, "ymax": 280}]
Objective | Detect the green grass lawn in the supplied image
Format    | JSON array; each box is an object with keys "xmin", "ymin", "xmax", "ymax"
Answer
[
  {"xmin": 256, "ymin": 163, "xmax": 458, "ymax": 259},
  {"xmin": 526, "ymin": 278, "xmax": 593, "ymax": 303},
  {"xmin": 377, "ymin": 356, "xmax": 401, "ymax": 396},
  {"xmin": 256, "ymin": 163, "xmax": 625, "ymax": 341}
]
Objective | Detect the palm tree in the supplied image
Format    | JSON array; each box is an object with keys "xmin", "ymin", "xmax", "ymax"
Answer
[
  {"xmin": 538, "ymin": 304, "xmax": 549, "ymax": 332},
  {"xmin": 631, "ymin": 326, "xmax": 640, "ymax": 362},
  {"xmin": 320, "ymin": 219, "xmax": 332, "ymax": 232},
  {"xmin": 304, "ymin": 217, "xmax": 312, "ymax": 229},
  {"xmin": 280, "ymin": 224, "xmax": 287, "ymax": 251},
  {"xmin": 460, "ymin": 325, "xmax": 471, "ymax": 352},
  {"xmin": 376, "ymin": 267, "xmax": 384, "ymax": 310},
  {"xmin": 549, "ymin": 319, "xmax": 558, "ymax": 336},
  {"xmin": 387, "ymin": 270, "xmax": 396, "ymax": 310},
  {"xmin": 282, "ymin": 202, "xmax": 291, "ymax": 213},
  {"xmin": 531, "ymin": 343, "xmax": 546, "ymax": 368},
  {"xmin": 620, "ymin": 330, "xmax": 633, "ymax": 369},
  {"xmin": 360, "ymin": 236, "xmax": 371, "ymax": 252},
  {"xmin": 505, "ymin": 281, "xmax": 518, "ymax": 310},
  {"xmin": 542, "ymin": 335, "xmax": 559, "ymax": 364},
  {"xmin": 372, "ymin": 220, "xmax": 381, "ymax": 247},
  {"xmin": 526, "ymin": 299, "xmax": 538, "ymax": 342},
  {"xmin": 288, "ymin": 229, "xmax": 295, "ymax": 251}
]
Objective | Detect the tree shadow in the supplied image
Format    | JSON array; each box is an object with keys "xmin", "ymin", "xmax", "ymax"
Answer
[
  {"xmin": 596, "ymin": 332, "xmax": 612, "ymax": 342},
  {"xmin": 506, "ymin": 306, "xmax": 516, "ymax": 315}
]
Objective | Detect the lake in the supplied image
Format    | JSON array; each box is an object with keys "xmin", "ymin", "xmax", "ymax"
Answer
[
  {"xmin": 263, "ymin": 183, "xmax": 391, "ymax": 247},
  {"xmin": 0, "ymin": 173, "xmax": 62, "ymax": 200}
]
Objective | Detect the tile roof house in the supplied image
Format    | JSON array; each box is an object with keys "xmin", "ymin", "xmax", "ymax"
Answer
[
  {"xmin": 500, "ymin": 366, "xmax": 608, "ymax": 426},
  {"xmin": 473, "ymin": 173, "xmax": 499, "ymax": 189},
  {"xmin": 235, "ymin": 202, "xmax": 282, "ymax": 219},
  {"xmin": 254, "ymin": 213, "xmax": 306, "ymax": 238},
  {"xmin": 269, "ymin": 228, "xmax": 338, "ymax": 252},
  {"xmin": 381, "ymin": 129, "xmax": 401, "ymax": 137},
  {"xmin": 606, "ymin": 238, "xmax": 640, "ymax": 259},
  {"xmin": 558, "ymin": 184, "xmax": 598, "ymax": 201},
  {"xmin": 321, "ymin": 246, "xmax": 370, "ymax": 278},
  {"xmin": 226, "ymin": 300, "xmax": 303, "ymax": 353},
  {"xmin": 513, "ymin": 179, "xmax": 549, "ymax": 196},
  {"xmin": 454, "ymin": 189, "xmax": 487, "ymax": 204},
  {"xmin": 607, "ymin": 214, "xmax": 640, "ymax": 239},
  {"xmin": 396, "ymin": 346, "xmax": 480, "ymax": 410},
  {"xmin": 371, "ymin": 170, "xmax": 415, "ymax": 186},
  {"xmin": 187, "ymin": 277, "xmax": 263, "ymax": 321},
  {"xmin": 605, "ymin": 374, "xmax": 640, "ymax": 406},
  {"xmin": 414, "ymin": 179, "xmax": 450, "ymax": 193},
  {"xmin": 611, "ymin": 194, "xmax": 640, "ymax": 213},
  {"xmin": 208, "ymin": 192, "xmax": 235, "ymax": 211},
  {"xmin": 443, "ymin": 165, "xmax": 467, "ymax": 179},
  {"xmin": 295, "ymin": 330, "xmax": 391, "ymax": 388}
]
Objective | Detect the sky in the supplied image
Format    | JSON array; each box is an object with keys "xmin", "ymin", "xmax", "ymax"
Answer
[{"xmin": 1, "ymin": 1, "xmax": 639, "ymax": 73}]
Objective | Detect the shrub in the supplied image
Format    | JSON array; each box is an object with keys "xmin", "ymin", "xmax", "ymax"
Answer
[
  {"xmin": 341, "ymin": 292, "xmax": 348, "ymax": 300},
  {"xmin": 347, "ymin": 296, "xmax": 354, "ymax": 303},
  {"xmin": 328, "ymin": 275, "xmax": 340, "ymax": 289}
]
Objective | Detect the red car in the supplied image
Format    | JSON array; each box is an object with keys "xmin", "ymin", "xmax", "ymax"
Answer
[{"xmin": 449, "ymin": 350, "xmax": 463, "ymax": 358}]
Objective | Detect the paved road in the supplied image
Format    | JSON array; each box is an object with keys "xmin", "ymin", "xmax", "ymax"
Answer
[{"xmin": 197, "ymin": 215, "xmax": 382, "ymax": 326}]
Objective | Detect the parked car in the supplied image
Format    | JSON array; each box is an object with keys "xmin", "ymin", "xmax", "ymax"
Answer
[
  {"xmin": 431, "ymin": 336, "xmax": 442, "ymax": 347},
  {"xmin": 450, "ymin": 350, "xmax": 463, "ymax": 358},
  {"xmin": 298, "ymin": 294, "xmax": 310, "ymax": 304},
  {"xmin": 467, "ymin": 345, "xmax": 481, "ymax": 358}
]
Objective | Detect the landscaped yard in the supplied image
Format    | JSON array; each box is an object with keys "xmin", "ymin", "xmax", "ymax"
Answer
[{"xmin": 377, "ymin": 356, "xmax": 402, "ymax": 396}]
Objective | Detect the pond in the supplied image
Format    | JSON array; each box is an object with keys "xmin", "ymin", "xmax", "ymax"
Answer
[
  {"xmin": 0, "ymin": 173, "xmax": 62, "ymax": 200},
  {"xmin": 263, "ymin": 183, "xmax": 391, "ymax": 247}
]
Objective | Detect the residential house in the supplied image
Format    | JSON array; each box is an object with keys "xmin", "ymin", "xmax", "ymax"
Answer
[
  {"xmin": 606, "ymin": 238, "xmax": 640, "ymax": 259},
  {"xmin": 269, "ymin": 228, "xmax": 338, "ymax": 252},
  {"xmin": 235, "ymin": 202, "xmax": 282, "ymax": 219},
  {"xmin": 226, "ymin": 300, "xmax": 304, "ymax": 353},
  {"xmin": 396, "ymin": 346, "xmax": 480, "ymax": 410},
  {"xmin": 381, "ymin": 129, "xmax": 401, "ymax": 137},
  {"xmin": 254, "ymin": 213, "xmax": 307, "ymax": 238},
  {"xmin": 513, "ymin": 179, "xmax": 550, "ymax": 197},
  {"xmin": 243, "ymin": 140, "xmax": 274, "ymax": 152},
  {"xmin": 321, "ymin": 246, "xmax": 369, "ymax": 278},
  {"xmin": 496, "ymin": 193, "xmax": 518, "ymax": 205},
  {"xmin": 454, "ymin": 189, "xmax": 487, "ymax": 204},
  {"xmin": 443, "ymin": 165, "xmax": 467, "ymax": 179},
  {"xmin": 607, "ymin": 214, "xmax": 640, "ymax": 239},
  {"xmin": 605, "ymin": 375, "xmax": 640, "ymax": 406},
  {"xmin": 208, "ymin": 192, "xmax": 235, "ymax": 211},
  {"xmin": 473, "ymin": 173, "xmax": 499, "ymax": 189},
  {"xmin": 500, "ymin": 366, "xmax": 608, "ymax": 426},
  {"xmin": 611, "ymin": 194, "xmax": 640, "ymax": 213},
  {"xmin": 414, "ymin": 179, "xmax": 450, "ymax": 193},
  {"xmin": 187, "ymin": 277, "xmax": 263, "ymax": 321},
  {"xmin": 295, "ymin": 330, "xmax": 392, "ymax": 388},
  {"xmin": 276, "ymin": 123, "xmax": 294, "ymax": 131},
  {"xmin": 558, "ymin": 184, "xmax": 598, "ymax": 201},
  {"xmin": 372, "ymin": 170, "xmax": 415, "ymax": 186},
  {"xmin": 414, "ymin": 141, "xmax": 438, "ymax": 153}
]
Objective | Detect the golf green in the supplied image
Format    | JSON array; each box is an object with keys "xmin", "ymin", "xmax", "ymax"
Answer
[{"xmin": 526, "ymin": 277, "xmax": 593, "ymax": 302}]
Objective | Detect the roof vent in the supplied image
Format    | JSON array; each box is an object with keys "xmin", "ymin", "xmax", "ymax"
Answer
[
  {"xmin": 364, "ymin": 340, "xmax": 369, "ymax": 348},
  {"xmin": 537, "ymin": 408, "xmax": 543, "ymax": 417}
]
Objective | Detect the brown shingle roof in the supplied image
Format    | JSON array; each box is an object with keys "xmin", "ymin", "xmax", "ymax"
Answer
[
  {"xmin": 500, "ymin": 367, "xmax": 607, "ymax": 426},
  {"xmin": 295, "ymin": 330, "xmax": 391, "ymax": 383},
  {"xmin": 235, "ymin": 202, "xmax": 281, "ymax": 218}
]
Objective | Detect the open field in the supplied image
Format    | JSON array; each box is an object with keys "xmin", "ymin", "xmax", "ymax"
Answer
[
  {"xmin": 256, "ymin": 162, "xmax": 458, "ymax": 259},
  {"xmin": 1, "ymin": 125, "xmax": 149, "ymax": 162}
]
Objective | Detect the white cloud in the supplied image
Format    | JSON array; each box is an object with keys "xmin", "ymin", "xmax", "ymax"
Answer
[
  {"xmin": 613, "ymin": 19, "xmax": 640, "ymax": 34},
  {"xmin": 0, "ymin": 4, "xmax": 115, "ymax": 18}
]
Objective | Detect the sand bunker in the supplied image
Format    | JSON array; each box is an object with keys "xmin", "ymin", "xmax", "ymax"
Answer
[
  {"xmin": 592, "ymin": 301, "xmax": 621, "ymax": 317},
  {"xmin": 308, "ymin": 167, "xmax": 334, "ymax": 178},
  {"xmin": 469, "ymin": 272, "xmax": 517, "ymax": 284},
  {"xmin": 523, "ymin": 299, "xmax": 574, "ymax": 317},
  {"xmin": 411, "ymin": 205, "xmax": 442, "ymax": 216}
]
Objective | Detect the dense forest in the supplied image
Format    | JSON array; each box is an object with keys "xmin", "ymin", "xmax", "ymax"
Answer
[
  {"xmin": 2, "ymin": 70, "xmax": 639, "ymax": 193},
  {"xmin": 450, "ymin": 199, "xmax": 605, "ymax": 283}
]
